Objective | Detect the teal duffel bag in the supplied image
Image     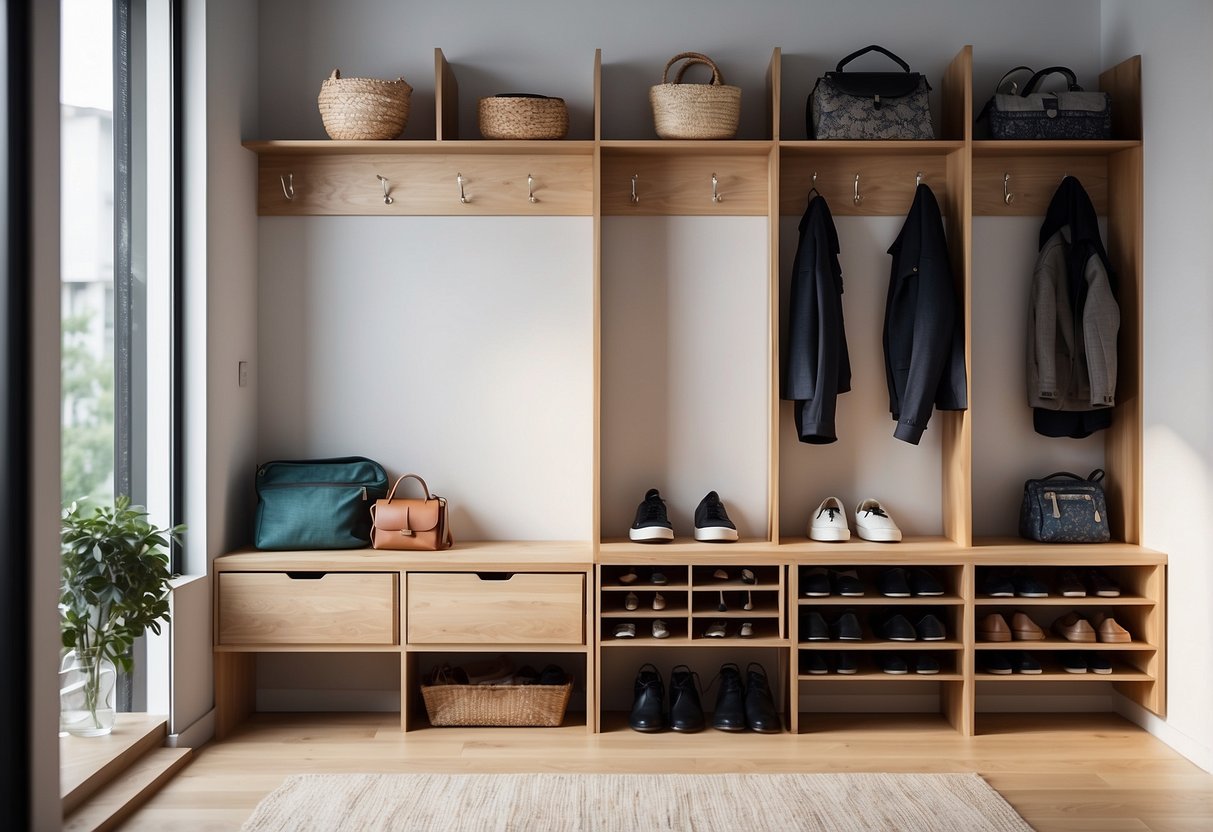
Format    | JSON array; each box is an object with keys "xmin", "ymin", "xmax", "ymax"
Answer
[{"xmin": 254, "ymin": 456, "xmax": 389, "ymax": 550}]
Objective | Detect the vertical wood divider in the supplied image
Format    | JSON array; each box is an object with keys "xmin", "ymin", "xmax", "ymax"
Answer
[
  {"xmin": 767, "ymin": 48, "xmax": 782, "ymax": 543},
  {"xmin": 591, "ymin": 49, "xmax": 603, "ymax": 733},
  {"xmin": 435, "ymin": 48, "xmax": 459, "ymax": 140}
]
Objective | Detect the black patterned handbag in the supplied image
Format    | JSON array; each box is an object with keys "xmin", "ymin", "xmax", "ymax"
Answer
[
  {"xmin": 982, "ymin": 66, "xmax": 1112, "ymax": 140},
  {"xmin": 1019, "ymin": 469, "xmax": 1110, "ymax": 543},
  {"xmin": 808, "ymin": 45, "xmax": 934, "ymax": 140}
]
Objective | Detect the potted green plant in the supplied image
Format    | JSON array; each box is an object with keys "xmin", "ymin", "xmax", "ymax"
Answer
[{"xmin": 59, "ymin": 497, "xmax": 183, "ymax": 736}]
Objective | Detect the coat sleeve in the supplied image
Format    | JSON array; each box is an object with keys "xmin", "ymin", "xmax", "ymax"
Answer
[
  {"xmin": 1029, "ymin": 241, "xmax": 1062, "ymax": 404},
  {"xmin": 892, "ymin": 256, "xmax": 957, "ymax": 444},
  {"xmin": 795, "ymin": 228, "xmax": 844, "ymax": 443},
  {"xmin": 1082, "ymin": 255, "xmax": 1120, "ymax": 407},
  {"xmin": 783, "ymin": 216, "xmax": 819, "ymax": 403}
]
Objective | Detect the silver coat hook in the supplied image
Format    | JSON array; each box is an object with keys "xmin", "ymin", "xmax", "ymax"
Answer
[
  {"xmin": 527, "ymin": 173, "xmax": 538, "ymax": 204},
  {"xmin": 280, "ymin": 173, "xmax": 294, "ymax": 201},
  {"xmin": 711, "ymin": 173, "xmax": 722, "ymax": 203},
  {"xmin": 1003, "ymin": 172, "xmax": 1015, "ymax": 205},
  {"xmin": 630, "ymin": 174, "xmax": 639, "ymax": 205},
  {"xmin": 457, "ymin": 172, "xmax": 469, "ymax": 204},
  {"xmin": 915, "ymin": 170, "xmax": 923, "ymax": 187},
  {"xmin": 853, "ymin": 172, "xmax": 863, "ymax": 206},
  {"xmin": 812, "ymin": 171, "xmax": 818, "ymax": 189},
  {"xmin": 376, "ymin": 174, "xmax": 393, "ymax": 205}
]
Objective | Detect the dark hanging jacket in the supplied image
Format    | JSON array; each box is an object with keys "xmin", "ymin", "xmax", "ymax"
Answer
[
  {"xmin": 783, "ymin": 193, "xmax": 850, "ymax": 444},
  {"xmin": 883, "ymin": 184, "xmax": 968, "ymax": 444},
  {"xmin": 1029, "ymin": 176, "xmax": 1119, "ymax": 438}
]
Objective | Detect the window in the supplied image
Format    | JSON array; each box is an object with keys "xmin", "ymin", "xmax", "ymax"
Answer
[{"xmin": 60, "ymin": 0, "xmax": 178, "ymax": 711}]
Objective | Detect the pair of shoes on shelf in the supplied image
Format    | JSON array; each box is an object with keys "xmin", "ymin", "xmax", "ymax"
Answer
[
  {"xmin": 1062, "ymin": 651, "xmax": 1113, "ymax": 674},
  {"xmin": 629, "ymin": 489, "xmax": 738, "ymax": 543},
  {"xmin": 878, "ymin": 653, "xmax": 941, "ymax": 675},
  {"xmin": 808, "ymin": 497, "xmax": 902, "ymax": 543},
  {"xmin": 623, "ymin": 591, "xmax": 666, "ymax": 611},
  {"xmin": 978, "ymin": 612, "xmax": 1045, "ymax": 642},
  {"xmin": 714, "ymin": 590, "xmax": 755, "ymax": 612},
  {"xmin": 801, "ymin": 610, "xmax": 861, "ymax": 642},
  {"xmin": 628, "ymin": 663, "xmax": 780, "ymax": 733},
  {"xmin": 981, "ymin": 569, "xmax": 1049, "ymax": 598},
  {"xmin": 1058, "ymin": 569, "xmax": 1121, "ymax": 598},
  {"xmin": 877, "ymin": 567, "xmax": 943, "ymax": 597},
  {"xmin": 981, "ymin": 651, "xmax": 1042, "ymax": 675},
  {"xmin": 1054, "ymin": 611, "xmax": 1131, "ymax": 643},
  {"xmin": 613, "ymin": 620, "xmax": 671, "ymax": 639},
  {"xmin": 711, "ymin": 567, "xmax": 756, "ymax": 584},
  {"xmin": 618, "ymin": 568, "xmax": 668, "ymax": 586},
  {"xmin": 878, "ymin": 611, "xmax": 947, "ymax": 641},
  {"xmin": 801, "ymin": 568, "xmax": 864, "ymax": 597},
  {"xmin": 712, "ymin": 662, "xmax": 781, "ymax": 733},
  {"xmin": 704, "ymin": 620, "xmax": 754, "ymax": 639},
  {"xmin": 801, "ymin": 651, "xmax": 858, "ymax": 675}
]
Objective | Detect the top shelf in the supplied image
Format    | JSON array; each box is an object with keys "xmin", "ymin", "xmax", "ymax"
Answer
[
  {"xmin": 972, "ymin": 139, "xmax": 1141, "ymax": 158},
  {"xmin": 243, "ymin": 140, "xmax": 598, "ymax": 157}
]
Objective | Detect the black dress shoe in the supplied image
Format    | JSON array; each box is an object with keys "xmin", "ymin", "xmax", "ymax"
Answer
[
  {"xmin": 802, "ymin": 611, "xmax": 829, "ymax": 641},
  {"xmin": 915, "ymin": 613, "xmax": 947, "ymax": 641},
  {"xmin": 1012, "ymin": 570, "xmax": 1048, "ymax": 598},
  {"xmin": 879, "ymin": 653, "xmax": 908, "ymax": 675},
  {"xmin": 835, "ymin": 651, "xmax": 858, "ymax": 675},
  {"xmin": 669, "ymin": 664, "xmax": 705, "ymax": 733},
  {"xmin": 801, "ymin": 568, "xmax": 830, "ymax": 597},
  {"xmin": 744, "ymin": 662, "xmax": 781, "ymax": 733},
  {"xmin": 801, "ymin": 652, "xmax": 829, "ymax": 675},
  {"xmin": 982, "ymin": 653, "xmax": 1013, "ymax": 675},
  {"xmin": 980, "ymin": 570, "xmax": 1014, "ymax": 597},
  {"xmin": 833, "ymin": 610, "xmax": 863, "ymax": 641},
  {"xmin": 908, "ymin": 568, "xmax": 944, "ymax": 596},
  {"xmin": 628, "ymin": 663, "xmax": 666, "ymax": 732},
  {"xmin": 1011, "ymin": 651, "xmax": 1042, "ymax": 675},
  {"xmin": 712, "ymin": 663, "xmax": 747, "ymax": 731},
  {"xmin": 878, "ymin": 568, "xmax": 911, "ymax": 597},
  {"xmin": 914, "ymin": 653, "xmax": 940, "ymax": 675},
  {"xmin": 880, "ymin": 613, "xmax": 917, "ymax": 641},
  {"xmin": 832, "ymin": 569, "xmax": 865, "ymax": 596}
]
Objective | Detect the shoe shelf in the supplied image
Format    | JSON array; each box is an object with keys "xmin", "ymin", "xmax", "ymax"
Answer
[
  {"xmin": 800, "ymin": 595, "xmax": 965, "ymax": 606},
  {"xmin": 799, "ymin": 671, "xmax": 966, "ymax": 682},
  {"xmin": 975, "ymin": 638, "xmax": 1157, "ymax": 651},
  {"xmin": 777, "ymin": 536, "xmax": 964, "ymax": 559},
  {"xmin": 598, "ymin": 539, "xmax": 778, "ymax": 560},
  {"xmin": 977, "ymin": 667, "xmax": 1154, "ymax": 682},
  {"xmin": 974, "ymin": 596, "xmax": 1153, "ymax": 606},
  {"xmin": 799, "ymin": 640, "xmax": 965, "ymax": 652}
]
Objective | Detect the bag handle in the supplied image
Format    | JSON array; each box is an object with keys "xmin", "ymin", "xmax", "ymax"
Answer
[
  {"xmin": 662, "ymin": 52, "xmax": 725, "ymax": 86},
  {"xmin": 994, "ymin": 65, "xmax": 1034, "ymax": 95},
  {"xmin": 1027, "ymin": 469, "xmax": 1106, "ymax": 489},
  {"xmin": 384, "ymin": 473, "xmax": 433, "ymax": 502},
  {"xmin": 835, "ymin": 45, "xmax": 911, "ymax": 74},
  {"xmin": 1022, "ymin": 66, "xmax": 1083, "ymax": 95}
]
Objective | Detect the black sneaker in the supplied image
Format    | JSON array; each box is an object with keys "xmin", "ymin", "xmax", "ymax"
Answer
[
  {"xmin": 801, "ymin": 568, "xmax": 831, "ymax": 597},
  {"xmin": 834, "ymin": 611, "xmax": 863, "ymax": 641},
  {"xmin": 832, "ymin": 569, "xmax": 866, "ymax": 597},
  {"xmin": 693, "ymin": 491, "xmax": 738, "ymax": 542},
  {"xmin": 915, "ymin": 613, "xmax": 946, "ymax": 641},
  {"xmin": 880, "ymin": 653, "xmax": 908, "ymax": 675},
  {"xmin": 914, "ymin": 653, "xmax": 941, "ymax": 675},
  {"xmin": 980, "ymin": 570, "xmax": 1015, "ymax": 597},
  {"xmin": 1087, "ymin": 570, "xmax": 1121, "ymax": 597},
  {"xmin": 1011, "ymin": 652, "xmax": 1042, "ymax": 675},
  {"xmin": 908, "ymin": 568, "xmax": 944, "ymax": 597},
  {"xmin": 982, "ymin": 653, "xmax": 1013, "ymax": 675},
  {"xmin": 801, "ymin": 652, "xmax": 829, "ymax": 675},
  {"xmin": 880, "ymin": 613, "xmax": 917, "ymax": 642},
  {"xmin": 1088, "ymin": 652, "xmax": 1113, "ymax": 674},
  {"xmin": 835, "ymin": 651, "xmax": 859, "ymax": 675},
  {"xmin": 1061, "ymin": 652, "xmax": 1088, "ymax": 674},
  {"xmin": 1058, "ymin": 570, "xmax": 1086, "ymax": 597},
  {"xmin": 878, "ymin": 568, "xmax": 912, "ymax": 597},
  {"xmin": 802, "ymin": 611, "xmax": 829, "ymax": 642},
  {"xmin": 1012, "ymin": 570, "xmax": 1049, "ymax": 598},
  {"xmin": 629, "ymin": 488, "xmax": 674, "ymax": 542}
]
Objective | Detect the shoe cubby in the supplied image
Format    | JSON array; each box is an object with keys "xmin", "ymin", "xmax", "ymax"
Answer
[
  {"xmin": 796, "ymin": 564, "xmax": 964, "ymax": 602},
  {"xmin": 799, "ymin": 649, "xmax": 962, "ymax": 680}
]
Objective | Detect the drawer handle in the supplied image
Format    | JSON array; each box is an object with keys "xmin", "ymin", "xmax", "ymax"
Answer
[
  {"xmin": 476, "ymin": 572, "xmax": 514, "ymax": 581},
  {"xmin": 285, "ymin": 571, "xmax": 327, "ymax": 580}
]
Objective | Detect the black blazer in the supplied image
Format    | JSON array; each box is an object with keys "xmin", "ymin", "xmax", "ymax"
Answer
[
  {"xmin": 783, "ymin": 194, "xmax": 850, "ymax": 444},
  {"xmin": 883, "ymin": 184, "xmax": 967, "ymax": 444}
]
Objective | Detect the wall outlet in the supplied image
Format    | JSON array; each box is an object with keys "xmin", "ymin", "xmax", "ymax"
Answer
[{"xmin": 238, "ymin": 361, "xmax": 249, "ymax": 388}]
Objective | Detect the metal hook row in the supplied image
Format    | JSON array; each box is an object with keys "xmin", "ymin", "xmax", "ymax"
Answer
[
  {"xmin": 626, "ymin": 172, "xmax": 725, "ymax": 205},
  {"xmin": 277, "ymin": 172, "xmax": 542, "ymax": 205}
]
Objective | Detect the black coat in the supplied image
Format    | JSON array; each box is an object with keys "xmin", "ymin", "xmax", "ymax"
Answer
[
  {"xmin": 783, "ymin": 194, "xmax": 850, "ymax": 444},
  {"xmin": 883, "ymin": 184, "xmax": 967, "ymax": 444}
]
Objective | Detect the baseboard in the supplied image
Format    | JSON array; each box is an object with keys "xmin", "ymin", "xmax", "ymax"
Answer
[
  {"xmin": 166, "ymin": 708, "xmax": 215, "ymax": 748},
  {"xmin": 1115, "ymin": 696, "xmax": 1213, "ymax": 774},
  {"xmin": 257, "ymin": 688, "xmax": 402, "ymax": 712}
]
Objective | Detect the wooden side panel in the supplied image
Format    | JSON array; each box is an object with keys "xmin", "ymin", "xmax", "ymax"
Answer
[
  {"xmin": 767, "ymin": 145, "xmax": 780, "ymax": 542},
  {"xmin": 972, "ymin": 155, "xmax": 1108, "ymax": 216},
  {"xmin": 213, "ymin": 652, "xmax": 255, "ymax": 740},
  {"xmin": 407, "ymin": 572, "xmax": 586, "ymax": 644},
  {"xmin": 600, "ymin": 153, "xmax": 768, "ymax": 215},
  {"xmin": 435, "ymin": 48, "xmax": 459, "ymax": 141},
  {"xmin": 1105, "ymin": 146, "xmax": 1143, "ymax": 544},
  {"xmin": 218, "ymin": 572, "xmax": 398, "ymax": 645},
  {"xmin": 940, "ymin": 46, "xmax": 972, "ymax": 142},
  {"xmin": 258, "ymin": 153, "xmax": 594, "ymax": 216},
  {"xmin": 1100, "ymin": 55, "xmax": 1142, "ymax": 141},
  {"xmin": 593, "ymin": 49, "xmax": 602, "ymax": 142},
  {"xmin": 941, "ymin": 147, "xmax": 972, "ymax": 546},
  {"xmin": 766, "ymin": 48, "xmax": 781, "ymax": 142}
]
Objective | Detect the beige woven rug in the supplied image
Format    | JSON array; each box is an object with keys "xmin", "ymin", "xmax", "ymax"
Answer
[{"xmin": 241, "ymin": 772, "xmax": 1033, "ymax": 831}]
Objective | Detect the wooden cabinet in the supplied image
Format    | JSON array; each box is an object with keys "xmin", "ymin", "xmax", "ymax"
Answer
[
  {"xmin": 217, "ymin": 572, "xmax": 398, "ymax": 646},
  {"xmin": 231, "ymin": 46, "xmax": 1162, "ymax": 739}
]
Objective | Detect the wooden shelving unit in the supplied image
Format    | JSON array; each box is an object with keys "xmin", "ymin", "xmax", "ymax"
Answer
[{"xmin": 229, "ymin": 46, "xmax": 1160, "ymax": 740}]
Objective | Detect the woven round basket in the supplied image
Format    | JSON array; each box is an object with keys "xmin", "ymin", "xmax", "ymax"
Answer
[
  {"xmin": 317, "ymin": 69, "xmax": 412, "ymax": 140},
  {"xmin": 421, "ymin": 679, "xmax": 573, "ymax": 727},
  {"xmin": 479, "ymin": 94, "xmax": 569, "ymax": 140},
  {"xmin": 649, "ymin": 52, "xmax": 741, "ymax": 140}
]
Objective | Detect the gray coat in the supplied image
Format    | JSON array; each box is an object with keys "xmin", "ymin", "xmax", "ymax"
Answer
[{"xmin": 1027, "ymin": 226, "xmax": 1119, "ymax": 411}]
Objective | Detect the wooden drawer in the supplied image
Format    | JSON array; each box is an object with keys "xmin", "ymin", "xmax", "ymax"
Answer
[
  {"xmin": 218, "ymin": 572, "xmax": 398, "ymax": 645},
  {"xmin": 406, "ymin": 572, "xmax": 585, "ymax": 645}
]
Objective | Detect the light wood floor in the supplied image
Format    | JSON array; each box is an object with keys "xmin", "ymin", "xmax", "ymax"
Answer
[{"xmin": 121, "ymin": 712, "xmax": 1213, "ymax": 831}]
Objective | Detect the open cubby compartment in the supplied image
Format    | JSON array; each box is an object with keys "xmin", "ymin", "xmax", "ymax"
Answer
[
  {"xmin": 599, "ymin": 564, "xmax": 690, "ymax": 590},
  {"xmin": 691, "ymin": 587, "xmax": 780, "ymax": 617},
  {"xmin": 797, "ymin": 603, "xmax": 964, "ymax": 646},
  {"xmin": 973, "ymin": 563, "xmax": 1159, "ymax": 602},
  {"xmin": 798, "ymin": 647, "xmax": 962, "ymax": 679},
  {"xmin": 973, "ymin": 603, "xmax": 1153, "ymax": 648},
  {"xmin": 795, "ymin": 563, "xmax": 964, "ymax": 601},
  {"xmin": 690, "ymin": 563, "xmax": 783, "ymax": 588},
  {"xmin": 600, "ymin": 588, "xmax": 689, "ymax": 618},
  {"xmin": 600, "ymin": 616, "xmax": 690, "ymax": 645}
]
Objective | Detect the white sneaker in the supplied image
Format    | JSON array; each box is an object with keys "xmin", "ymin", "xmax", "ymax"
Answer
[
  {"xmin": 808, "ymin": 497, "xmax": 850, "ymax": 542},
  {"xmin": 854, "ymin": 498, "xmax": 902, "ymax": 543}
]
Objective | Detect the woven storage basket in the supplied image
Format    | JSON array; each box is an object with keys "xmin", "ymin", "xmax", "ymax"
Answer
[
  {"xmin": 317, "ymin": 69, "xmax": 412, "ymax": 140},
  {"xmin": 421, "ymin": 679, "xmax": 573, "ymax": 727},
  {"xmin": 650, "ymin": 52, "xmax": 741, "ymax": 139},
  {"xmin": 479, "ymin": 94, "xmax": 569, "ymax": 140}
]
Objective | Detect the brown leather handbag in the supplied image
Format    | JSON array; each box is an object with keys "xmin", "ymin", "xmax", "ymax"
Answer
[{"xmin": 369, "ymin": 473, "xmax": 454, "ymax": 551}]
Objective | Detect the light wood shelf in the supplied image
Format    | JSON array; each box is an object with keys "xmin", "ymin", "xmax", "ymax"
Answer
[
  {"xmin": 971, "ymin": 139, "xmax": 1141, "ymax": 157},
  {"xmin": 976, "ymin": 669, "xmax": 1153, "ymax": 682},
  {"xmin": 601, "ymin": 636, "xmax": 789, "ymax": 648},
  {"xmin": 975, "ymin": 639, "xmax": 1156, "ymax": 651},
  {"xmin": 797, "ymin": 640, "xmax": 965, "ymax": 652},
  {"xmin": 798, "ymin": 672, "xmax": 965, "ymax": 682},
  {"xmin": 798, "ymin": 595, "xmax": 965, "ymax": 606},
  {"xmin": 974, "ymin": 596, "xmax": 1153, "ymax": 606}
]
